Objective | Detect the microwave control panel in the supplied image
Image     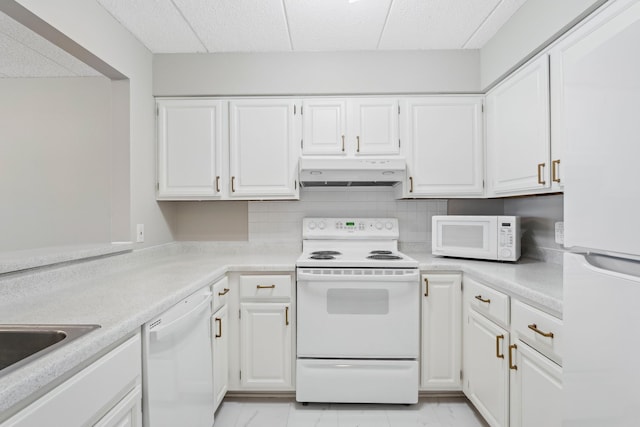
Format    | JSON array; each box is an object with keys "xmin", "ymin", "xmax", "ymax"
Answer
[{"xmin": 498, "ymin": 216, "xmax": 521, "ymax": 261}]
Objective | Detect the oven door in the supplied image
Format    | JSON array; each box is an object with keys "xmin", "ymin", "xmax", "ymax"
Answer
[{"xmin": 296, "ymin": 268, "xmax": 419, "ymax": 359}]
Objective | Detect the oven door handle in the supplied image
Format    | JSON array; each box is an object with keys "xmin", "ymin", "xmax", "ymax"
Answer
[{"xmin": 297, "ymin": 270, "xmax": 419, "ymax": 282}]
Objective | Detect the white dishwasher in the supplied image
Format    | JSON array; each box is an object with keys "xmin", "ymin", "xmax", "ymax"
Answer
[{"xmin": 142, "ymin": 287, "xmax": 214, "ymax": 427}]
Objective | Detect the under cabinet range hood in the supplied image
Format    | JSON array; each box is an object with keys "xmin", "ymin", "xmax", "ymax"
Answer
[{"xmin": 299, "ymin": 157, "xmax": 406, "ymax": 187}]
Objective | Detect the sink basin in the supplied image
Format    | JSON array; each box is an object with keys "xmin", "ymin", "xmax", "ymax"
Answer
[{"xmin": 0, "ymin": 324, "xmax": 100, "ymax": 376}]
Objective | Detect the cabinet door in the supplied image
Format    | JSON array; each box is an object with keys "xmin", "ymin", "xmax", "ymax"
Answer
[
  {"xmin": 229, "ymin": 99, "xmax": 300, "ymax": 199},
  {"xmin": 94, "ymin": 385, "xmax": 142, "ymax": 427},
  {"xmin": 486, "ymin": 55, "xmax": 551, "ymax": 196},
  {"xmin": 240, "ymin": 302, "xmax": 292, "ymax": 389},
  {"xmin": 350, "ymin": 98, "xmax": 400, "ymax": 155},
  {"xmin": 510, "ymin": 341, "xmax": 562, "ymax": 427},
  {"xmin": 421, "ymin": 273, "xmax": 462, "ymax": 390},
  {"xmin": 403, "ymin": 97, "xmax": 484, "ymax": 197},
  {"xmin": 302, "ymin": 99, "xmax": 347, "ymax": 155},
  {"xmin": 212, "ymin": 305, "xmax": 229, "ymax": 411},
  {"xmin": 465, "ymin": 309, "xmax": 509, "ymax": 427},
  {"xmin": 157, "ymin": 99, "xmax": 225, "ymax": 199}
]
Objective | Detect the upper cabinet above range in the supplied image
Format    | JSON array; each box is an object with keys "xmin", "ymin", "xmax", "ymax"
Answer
[{"xmin": 301, "ymin": 97, "xmax": 400, "ymax": 156}]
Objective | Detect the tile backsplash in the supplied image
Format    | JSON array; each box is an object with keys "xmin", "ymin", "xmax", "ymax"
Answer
[{"xmin": 248, "ymin": 187, "xmax": 447, "ymax": 246}]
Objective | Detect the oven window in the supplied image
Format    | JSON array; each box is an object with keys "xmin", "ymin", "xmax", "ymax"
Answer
[{"xmin": 326, "ymin": 289, "xmax": 389, "ymax": 315}]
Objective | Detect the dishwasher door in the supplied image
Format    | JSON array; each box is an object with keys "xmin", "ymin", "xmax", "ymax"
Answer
[{"xmin": 142, "ymin": 287, "xmax": 214, "ymax": 427}]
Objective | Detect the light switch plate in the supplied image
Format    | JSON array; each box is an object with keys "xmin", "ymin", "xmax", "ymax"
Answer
[{"xmin": 136, "ymin": 224, "xmax": 145, "ymax": 243}]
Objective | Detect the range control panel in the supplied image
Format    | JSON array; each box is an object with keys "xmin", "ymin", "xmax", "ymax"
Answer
[{"xmin": 303, "ymin": 218, "xmax": 399, "ymax": 239}]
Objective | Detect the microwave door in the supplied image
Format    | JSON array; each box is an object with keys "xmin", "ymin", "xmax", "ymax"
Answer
[{"xmin": 433, "ymin": 217, "xmax": 497, "ymax": 260}]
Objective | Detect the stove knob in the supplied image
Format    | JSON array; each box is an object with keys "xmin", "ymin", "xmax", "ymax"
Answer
[
  {"xmin": 375, "ymin": 222, "xmax": 383, "ymax": 230},
  {"xmin": 318, "ymin": 221, "xmax": 326, "ymax": 230},
  {"xmin": 385, "ymin": 221, "xmax": 393, "ymax": 230},
  {"xmin": 308, "ymin": 221, "xmax": 316, "ymax": 230}
]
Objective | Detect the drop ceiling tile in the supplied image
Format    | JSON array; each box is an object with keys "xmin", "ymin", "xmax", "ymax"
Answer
[
  {"xmin": 0, "ymin": 13, "xmax": 101, "ymax": 77},
  {"xmin": 464, "ymin": 0, "xmax": 527, "ymax": 48},
  {"xmin": 0, "ymin": 32, "xmax": 74, "ymax": 77},
  {"xmin": 97, "ymin": 0, "xmax": 205, "ymax": 53},
  {"xmin": 171, "ymin": 0, "xmax": 291, "ymax": 52},
  {"xmin": 379, "ymin": 0, "xmax": 505, "ymax": 49},
  {"xmin": 284, "ymin": 0, "xmax": 392, "ymax": 51}
]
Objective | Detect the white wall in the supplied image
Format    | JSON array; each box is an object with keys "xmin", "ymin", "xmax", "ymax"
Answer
[
  {"xmin": 14, "ymin": 0, "xmax": 174, "ymax": 247},
  {"xmin": 0, "ymin": 77, "xmax": 111, "ymax": 251},
  {"xmin": 480, "ymin": 0, "xmax": 606, "ymax": 88},
  {"xmin": 153, "ymin": 50, "xmax": 481, "ymax": 96}
]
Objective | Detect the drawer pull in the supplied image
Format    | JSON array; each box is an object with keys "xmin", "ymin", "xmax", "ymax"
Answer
[
  {"xmin": 509, "ymin": 344, "xmax": 518, "ymax": 370},
  {"xmin": 528, "ymin": 323, "xmax": 554, "ymax": 338},
  {"xmin": 285, "ymin": 306, "xmax": 290, "ymax": 326},
  {"xmin": 257, "ymin": 284, "xmax": 276, "ymax": 289},
  {"xmin": 218, "ymin": 288, "xmax": 230, "ymax": 296},
  {"xmin": 215, "ymin": 317, "xmax": 222, "ymax": 338},
  {"xmin": 496, "ymin": 334, "xmax": 505, "ymax": 359},
  {"xmin": 424, "ymin": 277, "xmax": 429, "ymax": 297},
  {"xmin": 475, "ymin": 295, "xmax": 491, "ymax": 304}
]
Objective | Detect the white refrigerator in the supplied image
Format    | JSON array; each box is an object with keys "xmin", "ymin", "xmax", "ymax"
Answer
[{"xmin": 561, "ymin": 0, "xmax": 640, "ymax": 426}]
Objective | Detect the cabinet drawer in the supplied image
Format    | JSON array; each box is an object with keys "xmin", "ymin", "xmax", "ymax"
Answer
[
  {"xmin": 240, "ymin": 275, "xmax": 292, "ymax": 299},
  {"xmin": 212, "ymin": 276, "xmax": 230, "ymax": 312},
  {"xmin": 464, "ymin": 277, "xmax": 509, "ymax": 327},
  {"xmin": 512, "ymin": 299, "xmax": 563, "ymax": 365}
]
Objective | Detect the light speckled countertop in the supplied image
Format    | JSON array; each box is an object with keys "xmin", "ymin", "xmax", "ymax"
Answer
[{"xmin": 0, "ymin": 242, "xmax": 562, "ymax": 420}]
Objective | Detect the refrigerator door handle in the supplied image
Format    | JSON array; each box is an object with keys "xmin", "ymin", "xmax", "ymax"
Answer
[{"xmin": 583, "ymin": 253, "xmax": 640, "ymax": 281}]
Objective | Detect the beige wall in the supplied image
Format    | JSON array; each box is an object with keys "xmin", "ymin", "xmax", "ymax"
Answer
[
  {"xmin": 12, "ymin": 0, "xmax": 175, "ymax": 248},
  {"xmin": 170, "ymin": 202, "xmax": 248, "ymax": 241},
  {"xmin": 0, "ymin": 77, "xmax": 111, "ymax": 251},
  {"xmin": 153, "ymin": 50, "xmax": 481, "ymax": 96},
  {"xmin": 480, "ymin": 0, "xmax": 606, "ymax": 89}
]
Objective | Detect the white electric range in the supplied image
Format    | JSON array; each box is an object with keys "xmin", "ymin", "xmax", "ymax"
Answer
[{"xmin": 295, "ymin": 218, "xmax": 420, "ymax": 404}]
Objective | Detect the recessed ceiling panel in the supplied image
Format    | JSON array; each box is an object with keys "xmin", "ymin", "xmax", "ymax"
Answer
[
  {"xmin": 172, "ymin": 0, "xmax": 291, "ymax": 52},
  {"xmin": 285, "ymin": 0, "xmax": 392, "ymax": 51},
  {"xmin": 379, "ymin": 0, "xmax": 504, "ymax": 50},
  {"xmin": 97, "ymin": 0, "xmax": 206, "ymax": 53},
  {"xmin": 464, "ymin": 0, "xmax": 527, "ymax": 48},
  {"xmin": 0, "ymin": 12, "xmax": 101, "ymax": 77}
]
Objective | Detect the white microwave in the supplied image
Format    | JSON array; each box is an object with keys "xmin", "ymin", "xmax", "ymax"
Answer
[{"xmin": 432, "ymin": 215, "xmax": 521, "ymax": 262}]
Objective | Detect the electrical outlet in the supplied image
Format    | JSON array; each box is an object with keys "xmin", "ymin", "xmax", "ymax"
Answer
[
  {"xmin": 136, "ymin": 224, "xmax": 145, "ymax": 243},
  {"xmin": 555, "ymin": 221, "xmax": 564, "ymax": 245}
]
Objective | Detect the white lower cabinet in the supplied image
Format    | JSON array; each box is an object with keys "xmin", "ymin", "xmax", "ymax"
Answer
[
  {"xmin": 228, "ymin": 273, "xmax": 295, "ymax": 391},
  {"xmin": 465, "ymin": 308, "xmax": 510, "ymax": 427},
  {"xmin": 240, "ymin": 302, "xmax": 292, "ymax": 389},
  {"xmin": 211, "ymin": 277, "xmax": 230, "ymax": 412},
  {"xmin": 463, "ymin": 277, "xmax": 563, "ymax": 427},
  {"xmin": 420, "ymin": 273, "xmax": 461, "ymax": 390},
  {"xmin": 509, "ymin": 341, "xmax": 562, "ymax": 427},
  {"xmin": 212, "ymin": 304, "xmax": 229, "ymax": 411},
  {"xmin": 1, "ymin": 334, "xmax": 141, "ymax": 427},
  {"xmin": 94, "ymin": 385, "xmax": 142, "ymax": 427}
]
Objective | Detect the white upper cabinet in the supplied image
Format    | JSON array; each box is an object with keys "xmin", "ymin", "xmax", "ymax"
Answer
[
  {"xmin": 301, "ymin": 99, "xmax": 347, "ymax": 155},
  {"xmin": 229, "ymin": 99, "xmax": 301, "ymax": 199},
  {"xmin": 401, "ymin": 97, "xmax": 484, "ymax": 197},
  {"xmin": 302, "ymin": 97, "xmax": 400, "ymax": 156},
  {"xmin": 486, "ymin": 55, "xmax": 551, "ymax": 197},
  {"xmin": 351, "ymin": 98, "xmax": 400, "ymax": 155},
  {"xmin": 157, "ymin": 99, "xmax": 225, "ymax": 200}
]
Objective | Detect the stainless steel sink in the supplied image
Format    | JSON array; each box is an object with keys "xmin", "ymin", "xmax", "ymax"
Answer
[{"xmin": 0, "ymin": 324, "xmax": 100, "ymax": 376}]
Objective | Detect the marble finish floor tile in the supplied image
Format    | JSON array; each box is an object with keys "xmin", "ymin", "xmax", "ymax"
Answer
[{"xmin": 214, "ymin": 397, "xmax": 488, "ymax": 427}]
